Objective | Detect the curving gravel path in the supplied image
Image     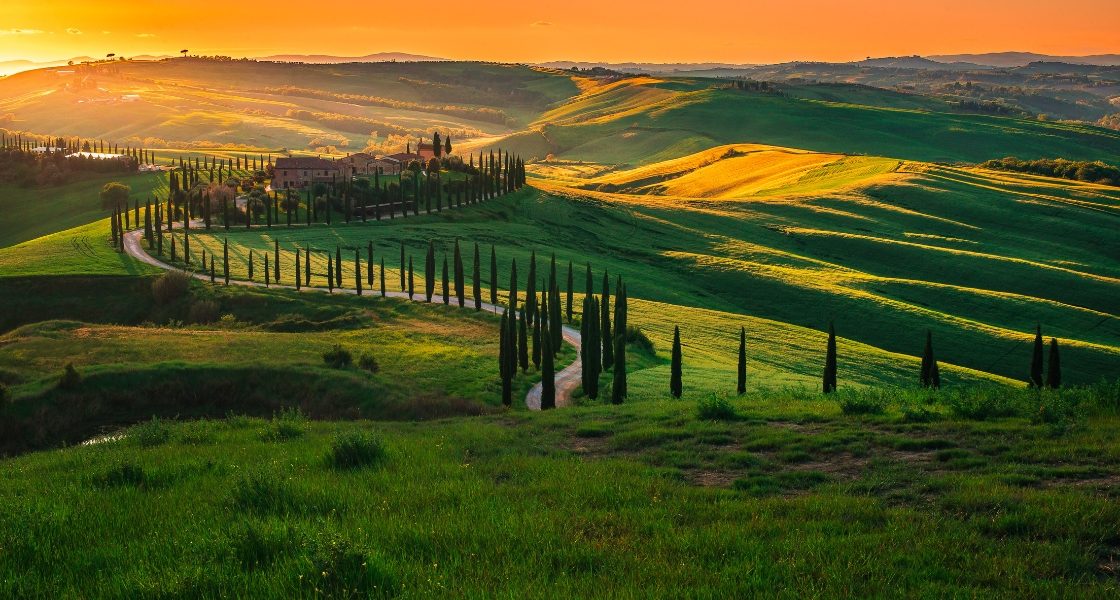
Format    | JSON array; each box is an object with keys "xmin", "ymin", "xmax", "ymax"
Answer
[{"xmin": 122, "ymin": 225, "xmax": 581, "ymax": 410}]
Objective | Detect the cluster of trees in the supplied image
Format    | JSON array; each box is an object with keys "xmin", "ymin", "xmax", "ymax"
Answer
[
  {"xmin": 980, "ymin": 157, "xmax": 1119, "ymax": 186},
  {"xmin": 0, "ymin": 137, "xmax": 139, "ymax": 186}
]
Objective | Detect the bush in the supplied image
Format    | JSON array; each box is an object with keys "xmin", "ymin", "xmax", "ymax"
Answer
[
  {"xmin": 188, "ymin": 300, "xmax": 221, "ymax": 324},
  {"xmin": 58, "ymin": 363, "xmax": 81, "ymax": 390},
  {"xmin": 323, "ymin": 344, "xmax": 353, "ymax": 369},
  {"xmin": 260, "ymin": 407, "xmax": 306, "ymax": 441},
  {"xmin": 129, "ymin": 416, "xmax": 172, "ymax": 447},
  {"xmin": 300, "ymin": 534, "xmax": 398, "ymax": 597},
  {"xmin": 358, "ymin": 353, "xmax": 380, "ymax": 373},
  {"xmin": 697, "ymin": 394, "xmax": 738, "ymax": 421},
  {"xmin": 945, "ymin": 389, "xmax": 1018, "ymax": 420},
  {"xmin": 152, "ymin": 271, "xmax": 191, "ymax": 305},
  {"xmin": 837, "ymin": 395, "xmax": 886, "ymax": 416},
  {"xmin": 326, "ymin": 431, "xmax": 387, "ymax": 470},
  {"xmin": 624, "ymin": 326, "xmax": 656, "ymax": 354}
]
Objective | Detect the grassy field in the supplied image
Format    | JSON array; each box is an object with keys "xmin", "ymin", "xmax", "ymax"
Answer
[{"xmin": 0, "ymin": 385, "xmax": 1117, "ymax": 596}]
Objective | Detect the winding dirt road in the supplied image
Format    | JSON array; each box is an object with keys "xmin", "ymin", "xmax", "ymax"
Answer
[{"xmin": 122, "ymin": 225, "xmax": 582, "ymax": 410}]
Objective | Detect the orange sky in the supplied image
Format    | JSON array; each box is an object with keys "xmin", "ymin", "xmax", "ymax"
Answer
[{"xmin": 3, "ymin": 0, "xmax": 1119, "ymax": 64}]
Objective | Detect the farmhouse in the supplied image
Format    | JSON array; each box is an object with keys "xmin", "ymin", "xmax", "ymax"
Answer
[
  {"xmin": 384, "ymin": 151, "xmax": 426, "ymax": 170},
  {"xmin": 415, "ymin": 142, "xmax": 437, "ymax": 160},
  {"xmin": 272, "ymin": 157, "xmax": 340, "ymax": 189}
]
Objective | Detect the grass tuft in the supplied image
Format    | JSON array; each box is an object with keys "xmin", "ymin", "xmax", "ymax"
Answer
[
  {"xmin": 326, "ymin": 431, "xmax": 387, "ymax": 470},
  {"xmin": 260, "ymin": 408, "xmax": 306, "ymax": 442},
  {"xmin": 129, "ymin": 416, "xmax": 172, "ymax": 447},
  {"xmin": 696, "ymin": 394, "xmax": 738, "ymax": 421}
]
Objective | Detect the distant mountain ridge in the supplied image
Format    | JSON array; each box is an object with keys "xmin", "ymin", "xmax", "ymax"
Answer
[
  {"xmin": 927, "ymin": 52, "xmax": 1120, "ymax": 67},
  {"xmin": 255, "ymin": 52, "xmax": 446, "ymax": 64}
]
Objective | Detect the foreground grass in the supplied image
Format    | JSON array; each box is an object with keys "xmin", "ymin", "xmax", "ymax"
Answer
[{"xmin": 1, "ymin": 386, "xmax": 1117, "ymax": 597}]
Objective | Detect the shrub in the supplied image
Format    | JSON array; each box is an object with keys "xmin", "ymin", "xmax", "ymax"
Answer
[
  {"xmin": 358, "ymin": 353, "xmax": 380, "ymax": 373},
  {"xmin": 837, "ymin": 395, "xmax": 886, "ymax": 416},
  {"xmin": 57, "ymin": 363, "xmax": 82, "ymax": 390},
  {"xmin": 188, "ymin": 300, "xmax": 221, "ymax": 324},
  {"xmin": 300, "ymin": 534, "xmax": 398, "ymax": 597},
  {"xmin": 323, "ymin": 344, "xmax": 353, "ymax": 369},
  {"xmin": 129, "ymin": 416, "xmax": 171, "ymax": 447},
  {"xmin": 176, "ymin": 420, "xmax": 217, "ymax": 445},
  {"xmin": 152, "ymin": 270, "xmax": 191, "ymax": 304},
  {"xmin": 945, "ymin": 389, "xmax": 1018, "ymax": 420},
  {"xmin": 697, "ymin": 394, "xmax": 738, "ymax": 421},
  {"xmin": 260, "ymin": 407, "xmax": 306, "ymax": 441},
  {"xmin": 326, "ymin": 431, "xmax": 387, "ymax": 470}
]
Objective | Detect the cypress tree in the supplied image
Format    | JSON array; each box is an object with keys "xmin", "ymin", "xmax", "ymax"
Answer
[
  {"xmin": 327, "ymin": 255, "xmax": 333, "ymax": 293},
  {"xmin": 526, "ymin": 251, "xmax": 538, "ymax": 324},
  {"xmin": 670, "ymin": 325, "xmax": 682, "ymax": 398},
  {"xmin": 566, "ymin": 260, "xmax": 574, "ymax": 323},
  {"xmin": 586, "ymin": 295, "xmax": 601, "ymax": 400},
  {"xmin": 442, "ymin": 256, "xmax": 450, "ymax": 305},
  {"xmin": 305, "ymin": 247, "xmax": 311, "ymax": 286},
  {"xmin": 518, "ymin": 308, "xmax": 529, "ymax": 372},
  {"xmin": 183, "ymin": 232, "xmax": 190, "ymax": 265},
  {"xmin": 355, "ymin": 250, "xmax": 362, "ymax": 296},
  {"xmin": 549, "ymin": 278, "xmax": 562, "ymax": 356},
  {"xmin": 246, "ymin": 247, "xmax": 251, "ymax": 279},
  {"xmin": 499, "ymin": 309, "xmax": 512, "ymax": 406},
  {"xmin": 210, "ymin": 256, "xmax": 216, "ymax": 283},
  {"xmin": 223, "ymin": 238, "xmax": 230, "ymax": 285},
  {"xmin": 399, "ymin": 242, "xmax": 406, "ymax": 291},
  {"xmin": 508, "ymin": 259, "xmax": 518, "ymax": 311},
  {"xmin": 823, "ymin": 322, "xmax": 838, "ymax": 393},
  {"xmin": 611, "ymin": 285, "xmax": 627, "ymax": 404},
  {"xmin": 601, "ymin": 272, "xmax": 613, "ymax": 369},
  {"xmin": 295, "ymin": 249, "xmax": 301, "ymax": 290},
  {"xmin": 472, "ymin": 242, "xmax": 481, "ymax": 311},
  {"xmin": 1046, "ymin": 338, "xmax": 1062, "ymax": 390},
  {"xmin": 490, "ymin": 245, "xmax": 498, "ymax": 305},
  {"xmin": 454, "ymin": 240, "xmax": 465, "ymax": 307},
  {"xmin": 274, "ymin": 240, "xmax": 280, "ymax": 282},
  {"xmin": 920, "ymin": 330, "xmax": 939, "ymax": 389},
  {"xmin": 585, "ymin": 263, "xmax": 593, "ymax": 299},
  {"xmin": 737, "ymin": 327, "xmax": 746, "ymax": 395},
  {"xmin": 1029, "ymin": 325, "xmax": 1045, "ymax": 388},
  {"xmin": 264, "ymin": 254, "xmax": 270, "ymax": 287},
  {"xmin": 541, "ymin": 333, "xmax": 555, "ymax": 410},
  {"xmin": 407, "ymin": 256, "xmax": 414, "ymax": 300},
  {"xmin": 425, "ymin": 240, "xmax": 435, "ymax": 302},
  {"xmin": 367, "ymin": 241, "xmax": 374, "ymax": 288},
  {"xmin": 335, "ymin": 246, "xmax": 342, "ymax": 289}
]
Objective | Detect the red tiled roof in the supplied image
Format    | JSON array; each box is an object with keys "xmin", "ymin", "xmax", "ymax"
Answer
[{"xmin": 274, "ymin": 157, "xmax": 338, "ymax": 170}]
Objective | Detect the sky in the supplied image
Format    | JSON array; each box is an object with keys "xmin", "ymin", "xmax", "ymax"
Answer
[{"xmin": 2, "ymin": 0, "xmax": 1119, "ymax": 64}]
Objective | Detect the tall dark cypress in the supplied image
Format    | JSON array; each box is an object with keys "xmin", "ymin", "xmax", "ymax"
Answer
[
  {"xmin": 264, "ymin": 254, "xmax": 270, "ymax": 287},
  {"xmin": 380, "ymin": 257, "xmax": 386, "ymax": 297},
  {"xmin": 454, "ymin": 240, "xmax": 465, "ymax": 307},
  {"xmin": 274, "ymin": 240, "xmax": 280, "ymax": 282},
  {"xmin": 549, "ymin": 278, "xmax": 562, "ymax": 357},
  {"xmin": 611, "ymin": 284, "xmax": 627, "ymax": 403},
  {"xmin": 305, "ymin": 247, "xmax": 311, "ymax": 286},
  {"xmin": 823, "ymin": 322, "xmax": 838, "ymax": 393},
  {"xmin": 399, "ymin": 242, "xmax": 406, "ymax": 291},
  {"xmin": 920, "ymin": 330, "xmax": 939, "ymax": 389},
  {"xmin": 601, "ymin": 272, "xmax": 613, "ymax": 369},
  {"xmin": 566, "ymin": 260, "xmax": 574, "ymax": 323},
  {"xmin": 538, "ymin": 292, "xmax": 548, "ymax": 370},
  {"xmin": 407, "ymin": 256, "xmax": 414, "ymax": 300},
  {"xmin": 295, "ymin": 249, "xmax": 301, "ymax": 290},
  {"xmin": 541, "ymin": 333, "xmax": 555, "ymax": 410},
  {"xmin": 223, "ymin": 238, "xmax": 230, "ymax": 286},
  {"xmin": 737, "ymin": 327, "xmax": 746, "ymax": 395},
  {"xmin": 326, "ymin": 255, "xmax": 333, "ymax": 292},
  {"xmin": 1029, "ymin": 325, "xmax": 1045, "ymax": 388},
  {"xmin": 246, "ymin": 247, "xmax": 251, "ymax": 279},
  {"xmin": 1046, "ymin": 338, "xmax": 1061, "ymax": 390},
  {"xmin": 472, "ymin": 242, "xmax": 482, "ymax": 311},
  {"xmin": 518, "ymin": 308, "xmax": 529, "ymax": 372},
  {"xmin": 355, "ymin": 250, "xmax": 362, "ymax": 296},
  {"xmin": 670, "ymin": 325, "xmax": 682, "ymax": 398},
  {"xmin": 335, "ymin": 246, "xmax": 342, "ymax": 289},
  {"xmin": 441, "ymin": 256, "xmax": 450, "ymax": 305},
  {"xmin": 425, "ymin": 240, "xmax": 435, "ymax": 302},
  {"xmin": 586, "ymin": 296, "xmax": 601, "ymax": 400},
  {"xmin": 499, "ymin": 309, "xmax": 512, "ymax": 406},
  {"xmin": 490, "ymin": 245, "xmax": 498, "ymax": 305}
]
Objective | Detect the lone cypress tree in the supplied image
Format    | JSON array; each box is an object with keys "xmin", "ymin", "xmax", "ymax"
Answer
[
  {"xmin": 399, "ymin": 242, "xmax": 406, "ymax": 291},
  {"xmin": 407, "ymin": 256, "xmax": 414, "ymax": 300},
  {"xmin": 441, "ymin": 256, "xmax": 450, "ymax": 305},
  {"xmin": 326, "ymin": 255, "xmax": 333, "ymax": 293},
  {"xmin": 1047, "ymin": 338, "xmax": 1062, "ymax": 389},
  {"xmin": 355, "ymin": 250, "xmax": 362, "ymax": 296},
  {"xmin": 223, "ymin": 239, "xmax": 230, "ymax": 286},
  {"xmin": 490, "ymin": 245, "xmax": 498, "ymax": 305},
  {"xmin": 737, "ymin": 327, "xmax": 746, "ymax": 395},
  {"xmin": 472, "ymin": 242, "xmax": 481, "ymax": 311},
  {"xmin": 601, "ymin": 272, "xmax": 613, "ymax": 370},
  {"xmin": 518, "ymin": 308, "xmax": 529, "ymax": 372},
  {"xmin": 499, "ymin": 309, "xmax": 512, "ymax": 406},
  {"xmin": 454, "ymin": 240, "xmax": 465, "ymax": 307},
  {"xmin": 1029, "ymin": 325, "xmax": 1045, "ymax": 388},
  {"xmin": 335, "ymin": 246, "xmax": 342, "ymax": 289},
  {"xmin": 920, "ymin": 330, "xmax": 940, "ymax": 389},
  {"xmin": 295, "ymin": 249, "xmax": 301, "ymax": 290},
  {"xmin": 670, "ymin": 326, "xmax": 682, "ymax": 398},
  {"xmin": 425, "ymin": 240, "xmax": 436, "ymax": 302},
  {"xmin": 305, "ymin": 247, "xmax": 311, "ymax": 286},
  {"xmin": 274, "ymin": 240, "xmax": 280, "ymax": 282},
  {"xmin": 246, "ymin": 247, "xmax": 251, "ymax": 279},
  {"xmin": 823, "ymin": 322, "xmax": 838, "ymax": 394},
  {"xmin": 380, "ymin": 257, "xmax": 386, "ymax": 297},
  {"xmin": 541, "ymin": 333, "xmax": 555, "ymax": 410},
  {"xmin": 264, "ymin": 254, "xmax": 270, "ymax": 287},
  {"xmin": 566, "ymin": 260, "xmax": 574, "ymax": 323}
]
